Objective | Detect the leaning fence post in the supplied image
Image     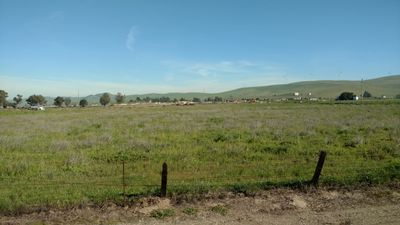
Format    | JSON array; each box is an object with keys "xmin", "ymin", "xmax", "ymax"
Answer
[
  {"xmin": 122, "ymin": 160, "xmax": 126, "ymax": 200},
  {"xmin": 311, "ymin": 151, "xmax": 327, "ymax": 187},
  {"xmin": 161, "ymin": 162, "xmax": 168, "ymax": 197}
]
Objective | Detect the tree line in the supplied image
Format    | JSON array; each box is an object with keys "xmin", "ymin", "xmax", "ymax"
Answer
[
  {"xmin": 3, "ymin": 89, "xmax": 392, "ymax": 109},
  {"xmin": 0, "ymin": 90, "xmax": 226, "ymax": 108}
]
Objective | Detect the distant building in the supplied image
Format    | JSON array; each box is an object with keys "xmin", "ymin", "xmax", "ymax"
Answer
[
  {"xmin": 293, "ymin": 92, "xmax": 300, "ymax": 96},
  {"xmin": 353, "ymin": 96, "xmax": 359, "ymax": 101}
]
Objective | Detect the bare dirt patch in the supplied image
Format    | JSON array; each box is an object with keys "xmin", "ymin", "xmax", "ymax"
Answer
[{"xmin": 1, "ymin": 186, "xmax": 400, "ymax": 225}]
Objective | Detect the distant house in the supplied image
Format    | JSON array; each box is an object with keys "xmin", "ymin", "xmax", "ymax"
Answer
[
  {"xmin": 30, "ymin": 105, "xmax": 45, "ymax": 111},
  {"xmin": 293, "ymin": 92, "xmax": 300, "ymax": 96},
  {"xmin": 353, "ymin": 96, "xmax": 359, "ymax": 101}
]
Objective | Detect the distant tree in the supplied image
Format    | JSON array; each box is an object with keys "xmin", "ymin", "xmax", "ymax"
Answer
[
  {"xmin": 13, "ymin": 94, "xmax": 23, "ymax": 106},
  {"xmin": 64, "ymin": 98, "xmax": 71, "ymax": 107},
  {"xmin": 115, "ymin": 92, "xmax": 125, "ymax": 104},
  {"xmin": 79, "ymin": 99, "xmax": 88, "ymax": 107},
  {"xmin": 136, "ymin": 97, "xmax": 141, "ymax": 102},
  {"xmin": 0, "ymin": 90, "xmax": 8, "ymax": 108},
  {"xmin": 179, "ymin": 97, "xmax": 186, "ymax": 101},
  {"xmin": 26, "ymin": 94, "xmax": 46, "ymax": 106},
  {"xmin": 143, "ymin": 97, "xmax": 151, "ymax": 102},
  {"xmin": 396, "ymin": 94, "xmax": 400, "ymax": 99},
  {"xmin": 54, "ymin": 96, "xmax": 65, "ymax": 107},
  {"xmin": 99, "ymin": 93, "xmax": 111, "ymax": 106},
  {"xmin": 173, "ymin": 98, "xmax": 178, "ymax": 103},
  {"xmin": 192, "ymin": 97, "xmax": 201, "ymax": 103},
  {"xmin": 214, "ymin": 96, "xmax": 223, "ymax": 102},
  {"xmin": 205, "ymin": 97, "xmax": 213, "ymax": 102},
  {"xmin": 337, "ymin": 92, "xmax": 354, "ymax": 101},
  {"xmin": 128, "ymin": 99, "xmax": 134, "ymax": 103},
  {"xmin": 363, "ymin": 91, "xmax": 372, "ymax": 98},
  {"xmin": 160, "ymin": 96, "xmax": 170, "ymax": 102}
]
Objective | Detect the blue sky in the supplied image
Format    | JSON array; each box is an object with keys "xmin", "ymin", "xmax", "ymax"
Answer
[{"xmin": 1, "ymin": 0, "xmax": 399, "ymax": 97}]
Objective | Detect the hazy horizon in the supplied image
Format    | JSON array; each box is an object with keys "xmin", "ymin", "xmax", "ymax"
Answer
[{"xmin": 1, "ymin": 0, "xmax": 400, "ymax": 97}]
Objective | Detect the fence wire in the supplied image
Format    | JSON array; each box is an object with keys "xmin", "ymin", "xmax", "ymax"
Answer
[{"xmin": 0, "ymin": 162, "xmax": 395, "ymax": 190}]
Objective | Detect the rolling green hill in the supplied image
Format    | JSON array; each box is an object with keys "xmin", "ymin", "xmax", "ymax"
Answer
[
  {"xmin": 44, "ymin": 75, "xmax": 400, "ymax": 104},
  {"xmin": 125, "ymin": 75, "xmax": 400, "ymax": 100},
  {"xmin": 218, "ymin": 75, "xmax": 400, "ymax": 99}
]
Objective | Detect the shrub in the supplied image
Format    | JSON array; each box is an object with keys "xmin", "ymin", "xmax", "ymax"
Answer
[
  {"xmin": 79, "ymin": 99, "xmax": 88, "ymax": 107},
  {"xmin": 150, "ymin": 209, "xmax": 175, "ymax": 219},
  {"xmin": 337, "ymin": 92, "xmax": 354, "ymax": 100},
  {"xmin": 211, "ymin": 205, "xmax": 228, "ymax": 215},
  {"xmin": 182, "ymin": 207, "xmax": 198, "ymax": 215}
]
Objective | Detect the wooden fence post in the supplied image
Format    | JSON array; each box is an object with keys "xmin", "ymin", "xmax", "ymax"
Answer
[
  {"xmin": 122, "ymin": 160, "xmax": 126, "ymax": 200},
  {"xmin": 161, "ymin": 162, "xmax": 168, "ymax": 197},
  {"xmin": 311, "ymin": 151, "xmax": 327, "ymax": 187}
]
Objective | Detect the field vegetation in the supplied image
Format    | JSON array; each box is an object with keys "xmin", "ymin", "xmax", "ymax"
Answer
[{"xmin": 0, "ymin": 102, "xmax": 399, "ymax": 214}]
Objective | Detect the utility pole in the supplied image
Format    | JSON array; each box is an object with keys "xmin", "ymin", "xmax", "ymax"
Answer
[{"xmin": 360, "ymin": 78, "xmax": 364, "ymax": 102}]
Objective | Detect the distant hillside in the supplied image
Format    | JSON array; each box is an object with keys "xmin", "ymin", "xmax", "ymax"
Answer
[
  {"xmin": 45, "ymin": 75, "xmax": 399, "ymax": 104},
  {"xmin": 218, "ymin": 75, "xmax": 400, "ymax": 99}
]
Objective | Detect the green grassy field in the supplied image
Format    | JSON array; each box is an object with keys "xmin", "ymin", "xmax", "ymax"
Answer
[{"xmin": 0, "ymin": 102, "xmax": 399, "ymax": 214}]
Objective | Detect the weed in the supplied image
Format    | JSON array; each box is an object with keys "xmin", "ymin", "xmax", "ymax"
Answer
[
  {"xmin": 182, "ymin": 207, "xmax": 198, "ymax": 216},
  {"xmin": 211, "ymin": 204, "xmax": 228, "ymax": 215},
  {"xmin": 150, "ymin": 209, "xmax": 175, "ymax": 219}
]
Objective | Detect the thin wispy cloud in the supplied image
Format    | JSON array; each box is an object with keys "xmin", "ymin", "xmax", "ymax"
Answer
[
  {"xmin": 161, "ymin": 60, "xmax": 283, "ymax": 78},
  {"xmin": 24, "ymin": 10, "xmax": 65, "ymax": 28},
  {"xmin": 126, "ymin": 26, "xmax": 139, "ymax": 51},
  {"xmin": 158, "ymin": 60, "xmax": 297, "ymax": 91}
]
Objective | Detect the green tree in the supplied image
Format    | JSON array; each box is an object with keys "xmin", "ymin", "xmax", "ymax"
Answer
[
  {"xmin": 192, "ymin": 97, "xmax": 201, "ymax": 103},
  {"xmin": 160, "ymin": 96, "xmax": 170, "ymax": 102},
  {"xmin": 143, "ymin": 97, "xmax": 151, "ymax": 102},
  {"xmin": 363, "ymin": 91, "xmax": 372, "ymax": 98},
  {"xmin": 26, "ymin": 95, "xmax": 46, "ymax": 106},
  {"xmin": 64, "ymin": 98, "xmax": 71, "ymax": 107},
  {"xmin": 214, "ymin": 96, "xmax": 223, "ymax": 102},
  {"xmin": 79, "ymin": 99, "xmax": 88, "ymax": 107},
  {"xmin": 115, "ymin": 92, "xmax": 125, "ymax": 104},
  {"xmin": 337, "ymin": 92, "xmax": 354, "ymax": 100},
  {"xmin": 54, "ymin": 96, "xmax": 65, "ymax": 107},
  {"xmin": 99, "ymin": 93, "xmax": 110, "ymax": 106},
  {"xmin": 13, "ymin": 94, "xmax": 23, "ymax": 106},
  {"xmin": 0, "ymin": 90, "xmax": 8, "ymax": 108},
  {"xmin": 396, "ymin": 94, "xmax": 400, "ymax": 99},
  {"xmin": 136, "ymin": 97, "xmax": 141, "ymax": 102}
]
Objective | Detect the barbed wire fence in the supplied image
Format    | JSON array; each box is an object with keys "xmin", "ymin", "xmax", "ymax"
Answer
[{"xmin": 1, "ymin": 150, "xmax": 397, "ymax": 202}]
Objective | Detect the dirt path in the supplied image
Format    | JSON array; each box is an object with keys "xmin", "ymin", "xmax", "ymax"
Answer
[{"xmin": 1, "ymin": 186, "xmax": 400, "ymax": 225}]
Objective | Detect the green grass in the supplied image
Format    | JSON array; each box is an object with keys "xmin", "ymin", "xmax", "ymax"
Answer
[
  {"xmin": 0, "ymin": 103, "xmax": 399, "ymax": 214},
  {"xmin": 182, "ymin": 207, "xmax": 198, "ymax": 216},
  {"xmin": 211, "ymin": 205, "xmax": 228, "ymax": 216},
  {"xmin": 150, "ymin": 209, "xmax": 175, "ymax": 219}
]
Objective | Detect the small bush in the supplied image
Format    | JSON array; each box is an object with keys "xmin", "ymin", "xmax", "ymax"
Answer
[
  {"xmin": 211, "ymin": 205, "xmax": 228, "ymax": 216},
  {"xmin": 182, "ymin": 207, "xmax": 198, "ymax": 216},
  {"xmin": 150, "ymin": 209, "xmax": 175, "ymax": 219}
]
